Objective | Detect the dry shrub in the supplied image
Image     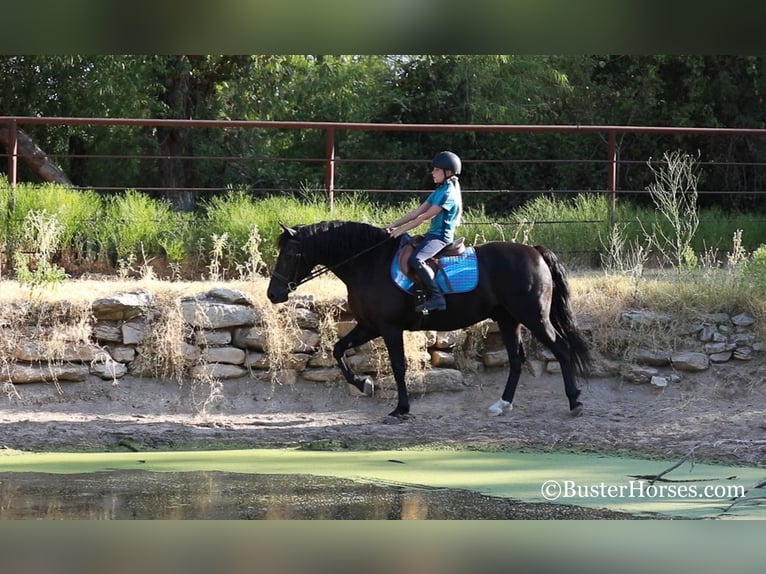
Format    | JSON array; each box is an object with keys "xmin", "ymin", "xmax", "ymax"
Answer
[
  {"xmin": 135, "ymin": 289, "xmax": 190, "ymax": 383},
  {"xmin": 402, "ymin": 330, "xmax": 433, "ymax": 396},
  {"xmin": 404, "ymin": 331, "xmax": 430, "ymax": 376},
  {"xmin": 134, "ymin": 288, "xmax": 227, "ymax": 414},
  {"xmin": 362, "ymin": 330, "xmax": 432, "ymax": 399},
  {"xmin": 0, "ymin": 303, "xmax": 22, "ymax": 398},
  {"xmin": 191, "ymin": 376, "xmax": 224, "ymax": 415},
  {"xmin": 454, "ymin": 320, "xmax": 491, "ymax": 371},
  {"xmin": 0, "ymin": 299, "xmax": 97, "ymax": 396},
  {"xmin": 259, "ymin": 299, "xmax": 302, "ymax": 387},
  {"xmin": 313, "ymin": 298, "xmax": 345, "ymax": 360},
  {"xmin": 568, "ymin": 274, "xmax": 632, "ymax": 356}
]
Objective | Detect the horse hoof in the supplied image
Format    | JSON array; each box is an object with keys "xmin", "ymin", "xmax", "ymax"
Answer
[
  {"xmin": 488, "ymin": 399, "xmax": 512, "ymax": 417},
  {"xmin": 384, "ymin": 411, "xmax": 410, "ymax": 424},
  {"xmin": 363, "ymin": 378, "xmax": 375, "ymax": 397},
  {"xmin": 570, "ymin": 404, "xmax": 583, "ymax": 417}
]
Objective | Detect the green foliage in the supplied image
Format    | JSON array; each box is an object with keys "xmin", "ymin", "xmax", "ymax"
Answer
[
  {"xmin": 0, "ymin": 56, "xmax": 162, "ymax": 187},
  {"xmin": 744, "ymin": 244, "xmax": 766, "ymax": 292},
  {"xmin": 13, "ymin": 210, "xmax": 68, "ymax": 290},
  {"xmin": 201, "ymin": 188, "xmax": 408, "ymax": 270},
  {"xmin": 693, "ymin": 209, "xmax": 766, "ymax": 252},
  {"xmin": 3, "ymin": 183, "xmax": 766, "ymax": 282},
  {"xmin": 563, "ymin": 56, "xmax": 766, "ymax": 205},
  {"xmin": 504, "ymin": 194, "xmax": 612, "ymax": 255},
  {"xmin": 158, "ymin": 211, "xmax": 195, "ymax": 264},
  {"xmin": 202, "ymin": 190, "xmax": 282, "ymax": 270},
  {"xmin": 0, "ymin": 181, "xmax": 104, "ymax": 261},
  {"xmin": 3, "ymin": 55, "xmax": 766, "ymax": 213},
  {"xmin": 103, "ymin": 190, "xmax": 176, "ymax": 261}
]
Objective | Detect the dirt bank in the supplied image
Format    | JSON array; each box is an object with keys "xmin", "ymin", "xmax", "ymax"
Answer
[{"xmin": 2, "ymin": 362, "xmax": 765, "ymax": 468}]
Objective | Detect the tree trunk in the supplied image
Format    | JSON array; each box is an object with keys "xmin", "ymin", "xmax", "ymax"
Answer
[
  {"xmin": 156, "ymin": 56, "xmax": 196, "ymax": 212},
  {"xmin": 0, "ymin": 126, "xmax": 73, "ymax": 185},
  {"xmin": 157, "ymin": 126, "xmax": 195, "ymax": 211}
]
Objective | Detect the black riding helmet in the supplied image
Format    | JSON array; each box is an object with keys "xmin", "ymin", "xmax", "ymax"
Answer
[{"xmin": 431, "ymin": 151, "xmax": 461, "ymax": 175}]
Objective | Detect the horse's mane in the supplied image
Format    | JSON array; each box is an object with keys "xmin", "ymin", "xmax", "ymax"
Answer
[{"xmin": 288, "ymin": 220, "xmax": 391, "ymax": 263}]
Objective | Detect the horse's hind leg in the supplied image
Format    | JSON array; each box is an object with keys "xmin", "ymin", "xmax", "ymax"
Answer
[
  {"xmin": 527, "ymin": 320, "xmax": 582, "ymax": 416},
  {"xmin": 333, "ymin": 324, "xmax": 378, "ymax": 396},
  {"xmin": 488, "ymin": 320, "xmax": 525, "ymax": 416}
]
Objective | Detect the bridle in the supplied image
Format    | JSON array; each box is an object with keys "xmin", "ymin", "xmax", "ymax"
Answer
[
  {"xmin": 271, "ymin": 234, "xmax": 394, "ymax": 293},
  {"xmin": 269, "ymin": 237, "xmax": 327, "ymax": 292}
]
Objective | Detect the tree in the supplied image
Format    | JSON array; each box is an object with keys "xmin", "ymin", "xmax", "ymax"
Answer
[
  {"xmin": 0, "ymin": 126, "xmax": 72, "ymax": 184},
  {"xmin": 561, "ymin": 55, "xmax": 766, "ymax": 208},
  {"xmin": 2, "ymin": 55, "xmax": 766, "ymax": 214},
  {"xmin": 223, "ymin": 55, "xmax": 400, "ymax": 194},
  {"xmin": 0, "ymin": 56, "xmax": 159, "ymax": 186},
  {"xmin": 376, "ymin": 55, "xmax": 578, "ymax": 209},
  {"xmin": 149, "ymin": 55, "xmax": 254, "ymax": 210}
]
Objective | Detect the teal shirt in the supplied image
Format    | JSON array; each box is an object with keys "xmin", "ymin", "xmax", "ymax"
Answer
[{"xmin": 425, "ymin": 178, "xmax": 462, "ymax": 243}]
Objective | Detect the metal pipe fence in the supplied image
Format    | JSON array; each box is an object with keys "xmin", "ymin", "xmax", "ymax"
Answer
[{"xmin": 4, "ymin": 116, "xmax": 766, "ymax": 213}]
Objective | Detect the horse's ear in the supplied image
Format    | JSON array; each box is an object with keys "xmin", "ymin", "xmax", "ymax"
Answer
[{"xmin": 279, "ymin": 222, "xmax": 297, "ymax": 237}]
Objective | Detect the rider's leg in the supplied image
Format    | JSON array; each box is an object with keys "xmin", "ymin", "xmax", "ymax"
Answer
[{"xmin": 408, "ymin": 237, "xmax": 447, "ymax": 313}]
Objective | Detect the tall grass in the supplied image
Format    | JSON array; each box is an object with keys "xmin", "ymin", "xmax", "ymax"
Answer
[
  {"xmin": 103, "ymin": 189, "xmax": 181, "ymax": 262},
  {"xmin": 0, "ymin": 181, "xmax": 103, "ymax": 259},
  {"xmin": 507, "ymin": 193, "xmax": 613, "ymax": 256},
  {"xmin": 202, "ymin": 188, "xmax": 415, "ymax": 271},
  {"xmin": 2, "ymin": 182, "xmax": 766, "ymax": 281}
]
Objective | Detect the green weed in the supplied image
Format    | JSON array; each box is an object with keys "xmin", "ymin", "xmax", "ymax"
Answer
[
  {"xmin": 2, "ymin": 181, "xmax": 766, "ymax": 283},
  {"xmin": 13, "ymin": 210, "xmax": 68, "ymax": 291}
]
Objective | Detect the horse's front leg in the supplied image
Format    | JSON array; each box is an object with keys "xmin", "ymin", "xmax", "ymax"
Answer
[
  {"xmin": 380, "ymin": 328, "xmax": 409, "ymax": 422},
  {"xmin": 333, "ymin": 324, "xmax": 377, "ymax": 396}
]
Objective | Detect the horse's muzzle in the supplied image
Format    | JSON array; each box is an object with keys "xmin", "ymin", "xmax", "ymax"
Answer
[{"xmin": 267, "ymin": 284, "xmax": 289, "ymax": 304}]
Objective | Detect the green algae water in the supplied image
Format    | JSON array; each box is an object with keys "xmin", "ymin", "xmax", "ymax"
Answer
[{"xmin": 1, "ymin": 448, "xmax": 763, "ymax": 519}]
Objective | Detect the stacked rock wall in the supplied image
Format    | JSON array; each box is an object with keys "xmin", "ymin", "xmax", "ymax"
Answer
[
  {"xmin": 616, "ymin": 309, "xmax": 762, "ymax": 386},
  {"xmin": 1, "ymin": 289, "xmax": 762, "ymax": 389}
]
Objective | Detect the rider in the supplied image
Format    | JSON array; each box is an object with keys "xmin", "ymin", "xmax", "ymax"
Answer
[{"xmin": 385, "ymin": 150, "xmax": 463, "ymax": 314}]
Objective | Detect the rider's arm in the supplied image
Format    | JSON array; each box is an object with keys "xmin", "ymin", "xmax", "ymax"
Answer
[{"xmin": 385, "ymin": 202, "xmax": 442, "ymax": 238}]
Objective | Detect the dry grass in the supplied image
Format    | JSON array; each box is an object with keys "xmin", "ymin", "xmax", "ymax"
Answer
[
  {"xmin": 3, "ymin": 270, "xmax": 761, "ymax": 335},
  {"xmin": 134, "ymin": 287, "xmax": 190, "ymax": 383},
  {"xmin": 571, "ymin": 268, "xmax": 766, "ymax": 358},
  {"xmin": 1, "ymin": 267, "xmax": 763, "ymax": 391},
  {"xmin": 0, "ymin": 277, "xmax": 290, "ymax": 305}
]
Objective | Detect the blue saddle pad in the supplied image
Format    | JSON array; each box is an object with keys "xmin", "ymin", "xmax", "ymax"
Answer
[{"xmin": 391, "ymin": 242, "xmax": 479, "ymax": 295}]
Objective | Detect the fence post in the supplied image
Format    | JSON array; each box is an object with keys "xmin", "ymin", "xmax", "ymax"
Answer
[
  {"xmin": 3, "ymin": 119, "xmax": 18, "ymax": 277},
  {"xmin": 324, "ymin": 127, "xmax": 335, "ymax": 212},
  {"xmin": 606, "ymin": 129, "xmax": 617, "ymax": 223},
  {"xmin": 7, "ymin": 119, "xmax": 18, "ymax": 190}
]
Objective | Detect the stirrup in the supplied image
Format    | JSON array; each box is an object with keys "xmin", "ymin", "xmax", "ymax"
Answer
[{"xmin": 415, "ymin": 296, "xmax": 446, "ymax": 315}]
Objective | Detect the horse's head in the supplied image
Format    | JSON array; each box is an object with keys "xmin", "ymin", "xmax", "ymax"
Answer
[{"xmin": 267, "ymin": 223, "xmax": 310, "ymax": 303}]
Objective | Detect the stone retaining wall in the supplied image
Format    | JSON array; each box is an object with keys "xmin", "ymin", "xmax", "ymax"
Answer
[{"xmin": 1, "ymin": 288, "xmax": 762, "ymax": 391}]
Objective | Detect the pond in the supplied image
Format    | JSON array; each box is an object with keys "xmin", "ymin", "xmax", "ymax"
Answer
[
  {"xmin": 1, "ymin": 448, "xmax": 764, "ymax": 519},
  {"xmin": 0, "ymin": 470, "xmax": 639, "ymax": 519}
]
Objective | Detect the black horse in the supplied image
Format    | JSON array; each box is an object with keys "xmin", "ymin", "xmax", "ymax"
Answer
[{"xmin": 267, "ymin": 221, "xmax": 592, "ymax": 421}]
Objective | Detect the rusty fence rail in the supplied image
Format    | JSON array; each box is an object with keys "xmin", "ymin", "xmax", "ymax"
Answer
[{"xmin": 4, "ymin": 117, "xmax": 766, "ymax": 212}]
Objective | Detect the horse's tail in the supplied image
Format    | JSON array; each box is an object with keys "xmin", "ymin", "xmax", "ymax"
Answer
[{"xmin": 534, "ymin": 245, "xmax": 593, "ymax": 377}]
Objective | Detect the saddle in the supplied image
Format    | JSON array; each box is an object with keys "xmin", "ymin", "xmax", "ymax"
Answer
[
  {"xmin": 390, "ymin": 234, "xmax": 478, "ymax": 296},
  {"xmin": 397, "ymin": 234, "xmax": 466, "ymax": 278}
]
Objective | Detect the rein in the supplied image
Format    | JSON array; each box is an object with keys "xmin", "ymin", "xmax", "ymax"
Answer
[{"xmin": 276, "ymin": 234, "xmax": 394, "ymax": 292}]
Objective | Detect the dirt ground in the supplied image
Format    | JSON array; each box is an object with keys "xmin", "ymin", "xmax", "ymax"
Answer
[{"xmin": 2, "ymin": 359, "xmax": 765, "ymax": 469}]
